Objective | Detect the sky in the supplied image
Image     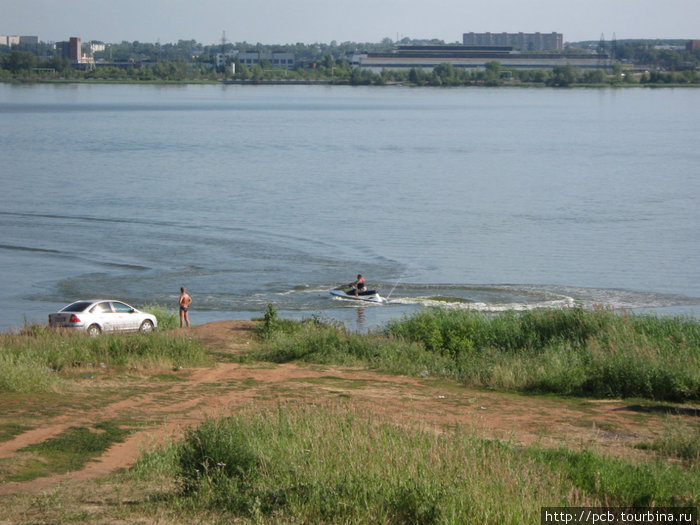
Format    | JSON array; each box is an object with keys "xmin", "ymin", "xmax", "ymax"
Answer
[{"xmin": 4, "ymin": 0, "xmax": 699, "ymax": 45}]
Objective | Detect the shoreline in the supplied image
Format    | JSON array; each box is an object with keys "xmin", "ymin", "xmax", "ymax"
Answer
[{"xmin": 3, "ymin": 78, "xmax": 700, "ymax": 88}]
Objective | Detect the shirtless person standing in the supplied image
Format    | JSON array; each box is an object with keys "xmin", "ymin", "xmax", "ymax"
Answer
[{"xmin": 179, "ymin": 287, "xmax": 192, "ymax": 328}]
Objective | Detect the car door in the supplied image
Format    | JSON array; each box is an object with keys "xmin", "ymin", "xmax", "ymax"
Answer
[
  {"xmin": 111, "ymin": 301, "xmax": 138, "ymax": 331},
  {"xmin": 90, "ymin": 301, "xmax": 116, "ymax": 331}
]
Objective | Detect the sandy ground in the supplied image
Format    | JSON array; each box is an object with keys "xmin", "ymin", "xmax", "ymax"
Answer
[{"xmin": 0, "ymin": 320, "xmax": 691, "ymax": 498}]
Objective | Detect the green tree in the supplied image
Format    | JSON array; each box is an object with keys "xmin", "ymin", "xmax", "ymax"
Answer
[
  {"xmin": 235, "ymin": 62, "xmax": 250, "ymax": 80},
  {"xmin": 582, "ymin": 69, "xmax": 606, "ymax": 84},
  {"xmin": 484, "ymin": 61, "xmax": 502, "ymax": 86},
  {"xmin": 2, "ymin": 50, "xmax": 37, "ymax": 73},
  {"xmin": 610, "ymin": 62, "xmax": 623, "ymax": 84},
  {"xmin": 349, "ymin": 68, "xmax": 374, "ymax": 85},
  {"xmin": 681, "ymin": 69, "xmax": 699, "ymax": 84},
  {"xmin": 547, "ymin": 64, "xmax": 578, "ymax": 87},
  {"xmin": 408, "ymin": 67, "xmax": 428, "ymax": 85},
  {"xmin": 48, "ymin": 56, "xmax": 71, "ymax": 74},
  {"xmin": 250, "ymin": 64, "xmax": 264, "ymax": 83},
  {"xmin": 433, "ymin": 62, "xmax": 456, "ymax": 85}
]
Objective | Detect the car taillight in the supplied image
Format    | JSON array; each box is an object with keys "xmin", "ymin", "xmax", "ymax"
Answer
[{"xmin": 69, "ymin": 314, "xmax": 81, "ymax": 323}]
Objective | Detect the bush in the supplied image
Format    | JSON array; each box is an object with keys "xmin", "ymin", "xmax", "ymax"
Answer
[{"xmin": 257, "ymin": 303, "xmax": 300, "ymax": 339}]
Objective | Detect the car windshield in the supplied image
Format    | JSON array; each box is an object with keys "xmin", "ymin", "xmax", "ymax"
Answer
[{"xmin": 61, "ymin": 301, "xmax": 94, "ymax": 312}]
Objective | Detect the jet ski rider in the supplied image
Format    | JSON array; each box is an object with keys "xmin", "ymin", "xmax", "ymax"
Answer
[{"xmin": 351, "ymin": 274, "xmax": 367, "ymax": 297}]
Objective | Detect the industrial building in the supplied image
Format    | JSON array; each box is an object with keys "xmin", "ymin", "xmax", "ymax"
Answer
[
  {"xmin": 352, "ymin": 44, "xmax": 613, "ymax": 73},
  {"xmin": 463, "ymin": 32, "xmax": 563, "ymax": 51},
  {"xmin": 236, "ymin": 51, "xmax": 295, "ymax": 68}
]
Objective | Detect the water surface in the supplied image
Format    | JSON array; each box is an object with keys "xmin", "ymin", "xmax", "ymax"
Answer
[{"xmin": 1, "ymin": 84, "xmax": 698, "ymax": 331}]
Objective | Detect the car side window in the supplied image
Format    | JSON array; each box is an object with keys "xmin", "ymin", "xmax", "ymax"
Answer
[
  {"xmin": 91, "ymin": 302, "xmax": 113, "ymax": 314},
  {"xmin": 112, "ymin": 302, "xmax": 133, "ymax": 313}
]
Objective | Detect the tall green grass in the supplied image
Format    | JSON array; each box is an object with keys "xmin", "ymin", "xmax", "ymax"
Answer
[
  {"xmin": 0, "ymin": 330, "xmax": 209, "ymax": 393},
  {"xmin": 384, "ymin": 308, "xmax": 700, "ymax": 401},
  {"xmin": 169, "ymin": 404, "xmax": 572, "ymax": 522},
  {"xmin": 636, "ymin": 416, "xmax": 700, "ymax": 462},
  {"xmin": 255, "ymin": 317, "xmax": 452, "ymax": 377},
  {"xmin": 140, "ymin": 303, "xmax": 180, "ymax": 331},
  {"xmin": 253, "ymin": 307, "xmax": 700, "ymax": 401},
  {"xmin": 133, "ymin": 404, "xmax": 697, "ymax": 523}
]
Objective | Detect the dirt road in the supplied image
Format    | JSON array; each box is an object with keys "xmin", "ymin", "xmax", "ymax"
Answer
[{"xmin": 0, "ymin": 321, "xmax": 677, "ymax": 497}]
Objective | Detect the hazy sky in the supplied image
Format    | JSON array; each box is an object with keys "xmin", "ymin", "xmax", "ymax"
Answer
[{"xmin": 4, "ymin": 0, "xmax": 699, "ymax": 45}]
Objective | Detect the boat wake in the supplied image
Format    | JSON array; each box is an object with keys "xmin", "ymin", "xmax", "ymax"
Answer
[
  {"xmin": 378, "ymin": 283, "xmax": 698, "ymax": 313},
  {"xmin": 388, "ymin": 295, "xmax": 575, "ymax": 312}
]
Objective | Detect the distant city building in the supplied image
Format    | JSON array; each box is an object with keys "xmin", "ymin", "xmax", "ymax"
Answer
[
  {"xmin": 55, "ymin": 37, "xmax": 94, "ymax": 69},
  {"xmin": 463, "ymin": 32, "xmax": 563, "ymax": 51},
  {"xmin": 216, "ymin": 50, "xmax": 239, "ymax": 68},
  {"xmin": 20, "ymin": 35, "xmax": 40, "ymax": 45},
  {"xmin": 54, "ymin": 41, "xmax": 70, "ymax": 58},
  {"xmin": 686, "ymin": 40, "xmax": 700, "ymax": 52},
  {"xmin": 653, "ymin": 44, "xmax": 685, "ymax": 51},
  {"xmin": 237, "ymin": 51, "xmax": 295, "ymax": 68},
  {"xmin": 355, "ymin": 44, "xmax": 613, "ymax": 73},
  {"xmin": 69, "ymin": 37, "xmax": 81, "ymax": 61},
  {"xmin": 0, "ymin": 35, "xmax": 21, "ymax": 46},
  {"xmin": 89, "ymin": 42, "xmax": 106, "ymax": 54}
]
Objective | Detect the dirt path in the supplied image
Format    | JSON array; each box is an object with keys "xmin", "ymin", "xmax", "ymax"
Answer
[{"xmin": 0, "ymin": 321, "xmax": 682, "ymax": 497}]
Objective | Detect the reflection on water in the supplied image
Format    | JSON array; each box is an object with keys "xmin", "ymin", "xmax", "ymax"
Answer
[{"xmin": 356, "ymin": 307, "xmax": 366, "ymax": 330}]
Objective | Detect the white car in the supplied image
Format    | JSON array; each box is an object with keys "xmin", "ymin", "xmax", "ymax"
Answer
[{"xmin": 49, "ymin": 300, "xmax": 157, "ymax": 336}]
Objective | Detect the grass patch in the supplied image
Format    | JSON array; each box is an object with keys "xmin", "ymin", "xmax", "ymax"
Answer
[
  {"xmin": 0, "ymin": 422, "xmax": 32, "ymax": 442},
  {"xmin": 140, "ymin": 303, "xmax": 179, "ymax": 331},
  {"xmin": 3, "ymin": 421, "xmax": 133, "ymax": 482},
  {"xmin": 636, "ymin": 417, "xmax": 700, "ymax": 462},
  {"xmin": 253, "ymin": 307, "xmax": 700, "ymax": 401},
  {"xmin": 383, "ymin": 308, "xmax": 700, "ymax": 401},
  {"xmin": 295, "ymin": 376, "xmax": 376, "ymax": 389},
  {"xmin": 0, "ymin": 330, "xmax": 209, "ymax": 393},
  {"xmin": 131, "ymin": 403, "xmax": 698, "ymax": 523},
  {"xmin": 530, "ymin": 447, "xmax": 699, "ymax": 506},
  {"xmin": 149, "ymin": 373, "xmax": 188, "ymax": 383}
]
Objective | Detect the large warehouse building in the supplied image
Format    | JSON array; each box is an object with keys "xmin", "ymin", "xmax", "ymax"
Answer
[
  {"xmin": 463, "ymin": 32, "xmax": 563, "ymax": 51},
  {"xmin": 352, "ymin": 44, "xmax": 613, "ymax": 73}
]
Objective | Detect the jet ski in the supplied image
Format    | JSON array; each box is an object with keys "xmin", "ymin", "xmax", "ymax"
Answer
[{"xmin": 330, "ymin": 287, "xmax": 387, "ymax": 304}]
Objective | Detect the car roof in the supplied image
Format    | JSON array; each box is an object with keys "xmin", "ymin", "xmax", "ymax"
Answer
[
  {"xmin": 75, "ymin": 299, "xmax": 127, "ymax": 303},
  {"xmin": 62, "ymin": 299, "xmax": 132, "ymax": 309}
]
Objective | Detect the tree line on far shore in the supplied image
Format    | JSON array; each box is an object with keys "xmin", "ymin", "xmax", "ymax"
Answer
[{"xmin": 2, "ymin": 37, "xmax": 699, "ymax": 86}]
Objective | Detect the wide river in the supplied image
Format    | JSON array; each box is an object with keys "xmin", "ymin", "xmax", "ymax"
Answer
[{"xmin": 1, "ymin": 84, "xmax": 698, "ymax": 331}]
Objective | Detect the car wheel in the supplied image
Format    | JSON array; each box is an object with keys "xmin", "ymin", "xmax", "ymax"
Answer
[
  {"xmin": 87, "ymin": 324, "xmax": 102, "ymax": 337},
  {"xmin": 139, "ymin": 320, "xmax": 154, "ymax": 333}
]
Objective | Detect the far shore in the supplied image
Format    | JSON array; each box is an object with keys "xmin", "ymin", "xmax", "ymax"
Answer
[{"xmin": 3, "ymin": 78, "xmax": 700, "ymax": 88}]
